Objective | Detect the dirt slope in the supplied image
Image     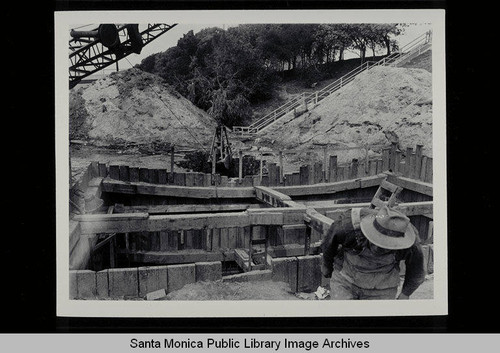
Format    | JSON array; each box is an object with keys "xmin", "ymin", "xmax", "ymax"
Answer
[
  {"xmin": 257, "ymin": 66, "xmax": 433, "ymax": 164},
  {"xmin": 69, "ymin": 68, "xmax": 217, "ymax": 149}
]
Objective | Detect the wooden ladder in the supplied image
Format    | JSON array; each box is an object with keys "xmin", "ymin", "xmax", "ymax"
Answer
[{"xmin": 370, "ymin": 179, "xmax": 403, "ymax": 209}]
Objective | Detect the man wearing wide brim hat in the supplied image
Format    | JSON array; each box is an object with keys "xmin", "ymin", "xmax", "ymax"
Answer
[{"xmin": 321, "ymin": 205, "xmax": 425, "ymax": 300}]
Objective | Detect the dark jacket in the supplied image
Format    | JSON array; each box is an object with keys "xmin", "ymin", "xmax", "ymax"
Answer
[{"xmin": 321, "ymin": 209, "xmax": 426, "ymax": 296}]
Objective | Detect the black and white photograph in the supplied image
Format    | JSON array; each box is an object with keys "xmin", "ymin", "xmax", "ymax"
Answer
[{"xmin": 55, "ymin": 9, "xmax": 447, "ymax": 318}]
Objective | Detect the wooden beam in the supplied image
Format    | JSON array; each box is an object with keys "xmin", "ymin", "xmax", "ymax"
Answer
[
  {"xmin": 123, "ymin": 249, "xmax": 234, "ymax": 265},
  {"xmin": 273, "ymin": 174, "xmax": 386, "ymax": 197},
  {"xmin": 303, "ymin": 200, "xmax": 433, "ymax": 219},
  {"xmin": 101, "ymin": 178, "xmax": 255, "ymax": 199},
  {"xmin": 76, "ymin": 212, "xmax": 251, "ymax": 235},
  {"xmin": 385, "ymin": 173, "xmax": 433, "ymax": 197},
  {"xmin": 254, "ymin": 186, "xmax": 291, "ymax": 207},
  {"xmin": 304, "ymin": 208, "xmax": 334, "ymax": 236},
  {"xmin": 268, "ymin": 243, "xmax": 321, "ymax": 257},
  {"xmin": 325, "ymin": 201, "xmax": 433, "ymax": 220},
  {"xmin": 113, "ymin": 203, "xmax": 258, "ymax": 214}
]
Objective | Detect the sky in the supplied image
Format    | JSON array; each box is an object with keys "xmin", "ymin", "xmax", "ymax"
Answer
[{"xmin": 80, "ymin": 22, "xmax": 432, "ymax": 79}]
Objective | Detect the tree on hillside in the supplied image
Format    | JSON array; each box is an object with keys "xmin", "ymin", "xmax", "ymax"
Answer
[
  {"xmin": 368, "ymin": 24, "xmax": 405, "ymax": 56},
  {"xmin": 137, "ymin": 22, "xmax": 407, "ymax": 124}
]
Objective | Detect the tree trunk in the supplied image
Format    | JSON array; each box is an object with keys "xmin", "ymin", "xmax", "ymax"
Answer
[
  {"xmin": 360, "ymin": 47, "xmax": 366, "ymax": 63},
  {"xmin": 384, "ymin": 37, "xmax": 391, "ymax": 55}
]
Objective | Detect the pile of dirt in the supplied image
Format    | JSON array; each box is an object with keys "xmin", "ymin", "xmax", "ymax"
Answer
[
  {"xmin": 258, "ymin": 66, "xmax": 433, "ymax": 164},
  {"xmin": 164, "ymin": 280, "xmax": 301, "ymax": 301},
  {"xmin": 69, "ymin": 68, "xmax": 217, "ymax": 149}
]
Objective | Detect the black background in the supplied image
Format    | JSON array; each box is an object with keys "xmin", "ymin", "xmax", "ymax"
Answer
[{"xmin": 3, "ymin": 0, "xmax": 495, "ymax": 334}]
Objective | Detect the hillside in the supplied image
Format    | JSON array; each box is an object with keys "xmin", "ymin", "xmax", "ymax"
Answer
[
  {"xmin": 248, "ymin": 64, "xmax": 432, "ymax": 166},
  {"xmin": 69, "ymin": 68, "xmax": 217, "ymax": 150}
]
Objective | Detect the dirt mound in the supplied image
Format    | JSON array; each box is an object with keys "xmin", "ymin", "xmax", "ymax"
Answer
[
  {"xmin": 259, "ymin": 66, "xmax": 433, "ymax": 163},
  {"xmin": 69, "ymin": 68, "xmax": 217, "ymax": 149},
  {"xmin": 164, "ymin": 280, "xmax": 300, "ymax": 301}
]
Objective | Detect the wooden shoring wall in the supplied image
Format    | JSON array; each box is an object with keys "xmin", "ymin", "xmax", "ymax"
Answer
[{"xmin": 72, "ymin": 144, "xmax": 432, "ymax": 198}]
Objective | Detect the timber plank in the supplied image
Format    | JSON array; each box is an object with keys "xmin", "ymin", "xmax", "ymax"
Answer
[
  {"xmin": 385, "ymin": 174, "xmax": 433, "ymax": 197},
  {"xmin": 102, "ymin": 179, "xmax": 255, "ymax": 199},
  {"xmin": 77, "ymin": 212, "xmax": 251, "ymax": 235}
]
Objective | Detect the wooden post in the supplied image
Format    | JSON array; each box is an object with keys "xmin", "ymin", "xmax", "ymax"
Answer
[
  {"xmin": 259, "ymin": 152, "xmax": 263, "ymax": 182},
  {"xmin": 415, "ymin": 144, "xmax": 423, "ymax": 179},
  {"xmin": 323, "ymin": 146, "xmax": 328, "ymax": 181},
  {"xmin": 212, "ymin": 146, "xmax": 216, "ymax": 176},
  {"xmin": 350, "ymin": 159, "xmax": 359, "ymax": 180},
  {"xmin": 394, "ymin": 151, "xmax": 402, "ymax": 175},
  {"xmin": 405, "ymin": 147, "xmax": 413, "ymax": 178},
  {"xmin": 170, "ymin": 145, "xmax": 175, "ymax": 182},
  {"xmin": 299, "ymin": 165, "xmax": 309, "ymax": 185},
  {"xmin": 329, "ymin": 155, "xmax": 337, "ymax": 182},
  {"xmin": 304, "ymin": 225, "xmax": 311, "ymax": 255},
  {"xmin": 268, "ymin": 163, "xmax": 277, "ymax": 187},
  {"xmin": 389, "ymin": 142, "xmax": 398, "ymax": 172},
  {"xmin": 364, "ymin": 146, "xmax": 369, "ymax": 174},
  {"xmin": 314, "ymin": 162, "xmax": 323, "ymax": 184},
  {"xmin": 407, "ymin": 147, "xmax": 416, "ymax": 179},
  {"xmin": 382, "ymin": 148, "xmax": 390, "ymax": 172},
  {"xmin": 238, "ymin": 150, "xmax": 243, "ymax": 181},
  {"xmin": 279, "ymin": 151, "xmax": 284, "ymax": 184},
  {"xmin": 420, "ymin": 156, "xmax": 428, "ymax": 182}
]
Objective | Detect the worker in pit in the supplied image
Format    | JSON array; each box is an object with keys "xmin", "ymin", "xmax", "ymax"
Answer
[{"xmin": 320, "ymin": 206, "xmax": 425, "ymax": 300}]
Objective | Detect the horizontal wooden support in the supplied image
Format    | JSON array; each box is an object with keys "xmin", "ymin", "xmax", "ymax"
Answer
[
  {"xmin": 122, "ymin": 249, "xmax": 234, "ymax": 265},
  {"xmin": 254, "ymin": 186, "xmax": 291, "ymax": 207},
  {"xmin": 385, "ymin": 173, "xmax": 433, "ymax": 197},
  {"xmin": 77, "ymin": 212, "xmax": 251, "ymax": 235},
  {"xmin": 268, "ymin": 243, "xmax": 321, "ymax": 257},
  {"xmin": 305, "ymin": 201, "xmax": 434, "ymax": 219},
  {"xmin": 113, "ymin": 203, "xmax": 258, "ymax": 214},
  {"xmin": 273, "ymin": 174, "xmax": 386, "ymax": 197},
  {"xmin": 304, "ymin": 208, "xmax": 334, "ymax": 236},
  {"xmin": 101, "ymin": 178, "xmax": 255, "ymax": 199},
  {"xmin": 249, "ymin": 212, "xmax": 284, "ymax": 225},
  {"xmin": 246, "ymin": 207, "xmax": 307, "ymax": 225}
]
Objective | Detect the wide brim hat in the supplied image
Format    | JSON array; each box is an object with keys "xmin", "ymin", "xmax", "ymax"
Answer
[{"xmin": 359, "ymin": 205, "xmax": 416, "ymax": 250}]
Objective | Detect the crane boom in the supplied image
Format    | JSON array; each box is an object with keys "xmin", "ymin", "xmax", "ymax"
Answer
[{"xmin": 69, "ymin": 23, "xmax": 177, "ymax": 88}]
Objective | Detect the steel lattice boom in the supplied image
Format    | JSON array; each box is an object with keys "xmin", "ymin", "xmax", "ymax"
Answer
[{"xmin": 69, "ymin": 23, "xmax": 177, "ymax": 88}]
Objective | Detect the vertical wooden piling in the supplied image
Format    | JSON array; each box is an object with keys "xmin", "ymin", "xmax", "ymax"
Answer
[
  {"xmin": 389, "ymin": 142, "xmax": 398, "ymax": 172},
  {"xmin": 211, "ymin": 146, "xmax": 216, "ymax": 176},
  {"xmin": 299, "ymin": 165, "xmax": 309, "ymax": 185},
  {"xmin": 350, "ymin": 159, "xmax": 359, "ymax": 180},
  {"xmin": 238, "ymin": 150, "xmax": 243, "ymax": 181},
  {"xmin": 382, "ymin": 148, "xmax": 390, "ymax": 172},
  {"xmin": 259, "ymin": 152, "xmax": 263, "ymax": 182},
  {"xmin": 323, "ymin": 147, "xmax": 328, "ymax": 181},
  {"xmin": 405, "ymin": 147, "xmax": 413, "ymax": 178},
  {"xmin": 268, "ymin": 162, "xmax": 277, "ymax": 187},
  {"xmin": 394, "ymin": 151, "xmax": 402, "ymax": 175},
  {"xmin": 279, "ymin": 151, "xmax": 284, "ymax": 184},
  {"xmin": 415, "ymin": 144, "xmax": 423, "ymax": 179},
  {"xmin": 329, "ymin": 155, "xmax": 337, "ymax": 182},
  {"xmin": 170, "ymin": 145, "xmax": 175, "ymax": 184}
]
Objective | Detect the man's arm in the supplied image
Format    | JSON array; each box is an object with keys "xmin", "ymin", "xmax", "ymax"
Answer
[{"xmin": 398, "ymin": 231, "xmax": 426, "ymax": 298}]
